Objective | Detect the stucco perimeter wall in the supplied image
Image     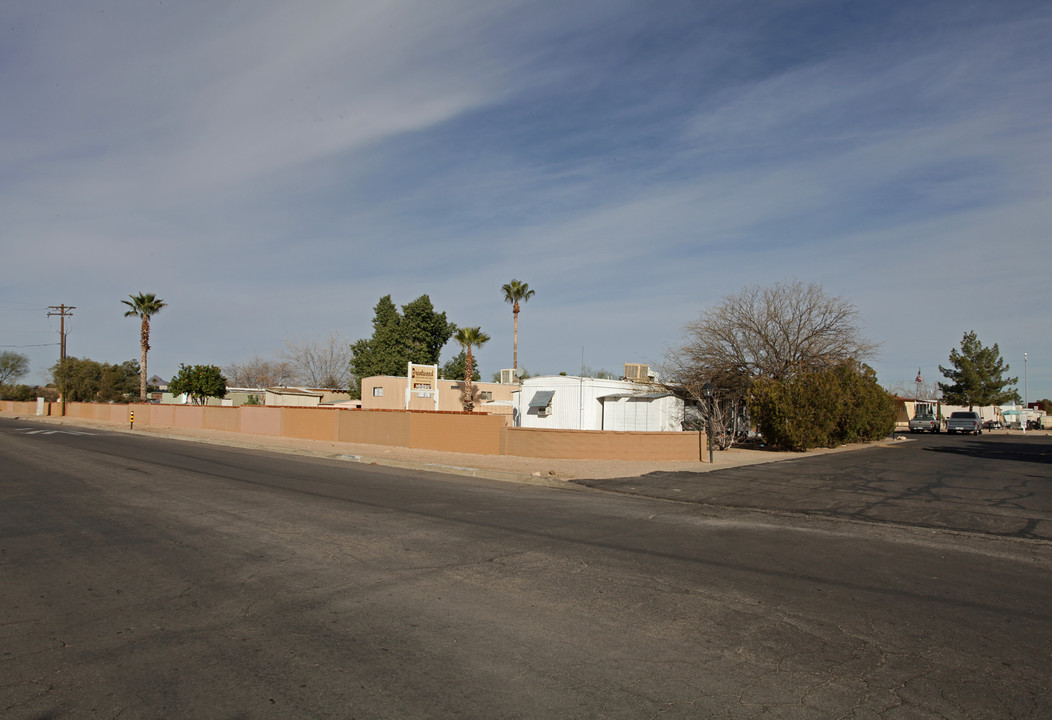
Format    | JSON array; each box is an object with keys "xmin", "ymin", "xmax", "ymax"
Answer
[
  {"xmin": 336, "ymin": 410, "xmax": 410, "ymax": 447},
  {"xmin": 504, "ymin": 427, "xmax": 705, "ymax": 461},
  {"xmin": 283, "ymin": 407, "xmax": 339, "ymax": 442},
  {"xmin": 240, "ymin": 407, "xmax": 282, "ymax": 436},
  {"xmin": 0, "ymin": 401, "xmax": 41, "ymax": 415},
  {"xmin": 409, "ymin": 412, "xmax": 506, "ymax": 455},
  {"xmin": 203, "ymin": 406, "xmax": 241, "ymax": 433},
  {"xmin": 2, "ymin": 403, "xmax": 706, "ymax": 461}
]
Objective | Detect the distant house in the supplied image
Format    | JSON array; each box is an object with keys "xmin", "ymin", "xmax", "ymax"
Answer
[
  {"xmin": 158, "ymin": 387, "xmax": 336, "ymax": 407},
  {"xmin": 513, "ymin": 375, "xmax": 684, "ymax": 431},
  {"xmin": 262, "ymin": 387, "xmax": 324, "ymax": 407}
]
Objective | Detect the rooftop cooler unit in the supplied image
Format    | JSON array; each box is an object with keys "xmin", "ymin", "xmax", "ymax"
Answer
[{"xmin": 623, "ymin": 363, "xmax": 657, "ymax": 383}]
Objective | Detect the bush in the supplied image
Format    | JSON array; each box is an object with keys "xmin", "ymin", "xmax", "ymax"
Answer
[
  {"xmin": 0, "ymin": 384, "xmax": 58, "ymax": 402},
  {"xmin": 168, "ymin": 364, "xmax": 227, "ymax": 405},
  {"xmin": 748, "ymin": 360, "xmax": 895, "ymax": 451}
]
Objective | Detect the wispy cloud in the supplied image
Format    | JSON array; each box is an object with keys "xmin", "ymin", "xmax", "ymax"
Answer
[{"xmin": 3, "ymin": 1, "xmax": 1050, "ymax": 397}]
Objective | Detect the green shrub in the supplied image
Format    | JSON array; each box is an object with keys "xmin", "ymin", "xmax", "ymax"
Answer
[{"xmin": 748, "ymin": 360, "xmax": 895, "ymax": 451}]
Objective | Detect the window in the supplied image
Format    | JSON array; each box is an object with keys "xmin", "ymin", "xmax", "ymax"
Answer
[
  {"xmin": 480, "ymin": 391, "xmax": 493, "ymax": 401},
  {"xmin": 372, "ymin": 387, "xmax": 384, "ymax": 397}
]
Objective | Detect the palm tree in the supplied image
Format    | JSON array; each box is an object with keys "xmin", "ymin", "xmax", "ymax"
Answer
[
  {"xmin": 454, "ymin": 326, "xmax": 490, "ymax": 412},
  {"xmin": 122, "ymin": 292, "xmax": 167, "ymax": 402},
  {"xmin": 501, "ymin": 279, "xmax": 535, "ymax": 377}
]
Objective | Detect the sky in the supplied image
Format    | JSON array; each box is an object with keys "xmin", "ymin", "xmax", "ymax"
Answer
[{"xmin": 3, "ymin": 0, "xmax": 1050, "ymax": 402}]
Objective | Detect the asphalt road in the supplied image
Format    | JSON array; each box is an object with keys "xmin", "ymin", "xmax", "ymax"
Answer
[
  {"xmin": 1, "ymin": 417, "xmax": 1050, "ymax": 719},
  {"xmin": 578, "ymin": 432, "xmax": 1052, "ymax": 541}
]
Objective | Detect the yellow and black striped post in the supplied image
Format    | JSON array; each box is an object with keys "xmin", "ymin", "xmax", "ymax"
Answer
[{"xmin": 130, "ymin": 409, "xmax": 134, "ymax": 430}]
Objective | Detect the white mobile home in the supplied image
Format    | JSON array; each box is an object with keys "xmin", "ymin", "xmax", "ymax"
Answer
[{"xmin": 513, "ymin": 376, "xmax": 684, "ymax": 431}]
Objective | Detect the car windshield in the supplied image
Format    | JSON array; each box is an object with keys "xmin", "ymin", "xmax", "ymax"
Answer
[{"xmin": 950, "ymin": 412, "xmax": 975, "ymax": 418}]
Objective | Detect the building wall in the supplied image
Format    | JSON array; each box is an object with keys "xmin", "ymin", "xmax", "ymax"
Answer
[
  {"xmin": 264, "ymin": 390, "xmax": 323, "ymax": 407},
  {"xmin": 515, "ymin": 376, "xmax": 683, "ymax": 431},
  {"xmin": 601, "ymin": 395, "xmax": 682, "ymax": 432},
  {"xmin": 361, "ymin": 376, "xmax": 515, "ymax": 414}
]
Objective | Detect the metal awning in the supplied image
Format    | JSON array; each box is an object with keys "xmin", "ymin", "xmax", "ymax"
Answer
[
  {"xmin": 528, "ymin": 390, "xmax": 556, "ymax": 408},
  {"xmin": 599, "ymin": 392, "xmax": 670, "ymax": 400}
]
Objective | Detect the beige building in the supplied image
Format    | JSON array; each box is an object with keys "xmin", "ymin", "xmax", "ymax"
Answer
[{"xmin": 361, "ymin": 376, "xmax": 515, "ymax": 415}]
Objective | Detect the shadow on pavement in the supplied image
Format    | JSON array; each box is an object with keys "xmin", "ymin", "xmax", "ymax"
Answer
[{"xmin": 925, "ymin": 438, "xmax": 1052, "ymax": 464}]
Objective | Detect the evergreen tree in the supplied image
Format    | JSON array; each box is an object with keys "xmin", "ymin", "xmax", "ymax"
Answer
[
  {"xmin": 441, "ymin": 350, "xmax": 481, "ymax": 381},
  {"xmin": 349, "ymin": 294, "xmax": 456, "ymax": 398},
  {"xmin": 938, "ymin": 331, "xmax": 1017, "ymax": 409}
]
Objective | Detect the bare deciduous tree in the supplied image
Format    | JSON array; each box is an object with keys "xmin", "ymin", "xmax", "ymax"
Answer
[
  {"xmin": 664, "ymin": 280, "xmax": 879, "ymax": 448},
  {"xmin": 282, "ymin": 332, "xmax": 352, "ymax": 391},
  {"xmin": 225, "ymin": 356, "xmax": 295, "ymax": 389}
]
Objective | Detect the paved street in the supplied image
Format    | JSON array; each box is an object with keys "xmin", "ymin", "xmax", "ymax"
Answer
[
  {"xmin": 578, "ymin": 433, "xmax": 1052, "ymax": 540},
  {"xmin": 1, "ymin": 417, "xmax": 1050, "ymax": 719}
]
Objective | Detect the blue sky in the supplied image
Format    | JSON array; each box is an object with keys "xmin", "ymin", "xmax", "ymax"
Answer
[{"xmin": 3, "ymin": 0, "xmax": 1050, "ymax": 401}]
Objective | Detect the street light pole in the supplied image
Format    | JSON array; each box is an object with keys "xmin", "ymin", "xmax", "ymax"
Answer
[
  {"xmin": 1024, "ymin": 352, "xmax": 1028, "ymax": 410},
  {"xmin": 703, "ymin": 382, "xmax": 714, "ymax": 464}
]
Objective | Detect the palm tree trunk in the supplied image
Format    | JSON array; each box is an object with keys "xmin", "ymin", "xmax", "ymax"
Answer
[
  {"xmin": 464, "ymin": 349, "xmax": 474, "ymax": 412},
  {"xmin": 139, "ymin": 317, "xmax": 150, "ymax": 402},
  {"xmin": 513, "ymin": 308, "xmax": 519, "ymax": 371}
]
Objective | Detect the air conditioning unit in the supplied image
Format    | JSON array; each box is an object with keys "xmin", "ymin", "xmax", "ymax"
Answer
[
  {"xmin": 624, "ymin": 363, "xmax": 650, "ymax": 382},
  {"xmin": 500, "ymin": 368, "xmax": 519, "ymax": 384},
  {"xmin": 537, "ymin": 406, "xmax": 551, "ymax": 417}
]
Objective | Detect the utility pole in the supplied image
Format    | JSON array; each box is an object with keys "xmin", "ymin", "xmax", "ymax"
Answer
[{"xmin": 47, "ymin": 304, "xmax": 75, "ymax": 416}]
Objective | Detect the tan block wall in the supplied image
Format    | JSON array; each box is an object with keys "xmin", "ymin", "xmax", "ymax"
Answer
[
  {"xmin": 336, "ymin": 410, "xmax": 411, "ymax": 446},
  {"xmin": 409, "ymin": 412, "xmax": 506, "ymax": 454},
  {"xmin": 504, "ymin": 427, "xmax": 704, "ymax": 461},
  {"xmin": 64, "ymin": 403, "xmax": 93, "ymax": 419},
  {"xmin": 2, "ymin": 402, "xmax": 705, "ymax": 461},
  {"xmin": 282, "ymin": 407, "xmax": 339, "ymax": 441},
  {"xmin": 203, "ymin": 406, "xmax": 241, "ymax": 432},
  {"xmin": 241, "ymin": 407, "xmax": 283, "ymax": 436},
  {"xmin": 173, "ymin": 406, "xmax": 206, "ymax": 429},
  {"xmin": 0, "ymin": 401, "xmax": 39, "ymax": 414},
  {"xmin": 149, "ymin": 404, "xmax": 176, "ymax": 427}
]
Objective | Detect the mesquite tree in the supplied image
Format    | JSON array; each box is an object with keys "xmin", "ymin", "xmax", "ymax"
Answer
[{"xmin": 665, "ymin": 280, "xmax": 878, "ymax": 448}]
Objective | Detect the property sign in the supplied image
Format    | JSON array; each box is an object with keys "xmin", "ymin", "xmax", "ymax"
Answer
[{"xmin": 406, "ymin": 363, "xmax": 439, "ymax": 409}]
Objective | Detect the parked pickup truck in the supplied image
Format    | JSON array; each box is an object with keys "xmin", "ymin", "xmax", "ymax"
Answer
[
  {"xmin": 909, "ymin": 412, "xmax": 943, "ymax": 433},
  {"xmin": 947, "ymin": 411, "xmax": 983, "ymax": 435}
]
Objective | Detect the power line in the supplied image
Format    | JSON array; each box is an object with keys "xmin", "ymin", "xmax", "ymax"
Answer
[{"xmin": 0, "ymin": 343, "xmax": 60, "ymax": 348}]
